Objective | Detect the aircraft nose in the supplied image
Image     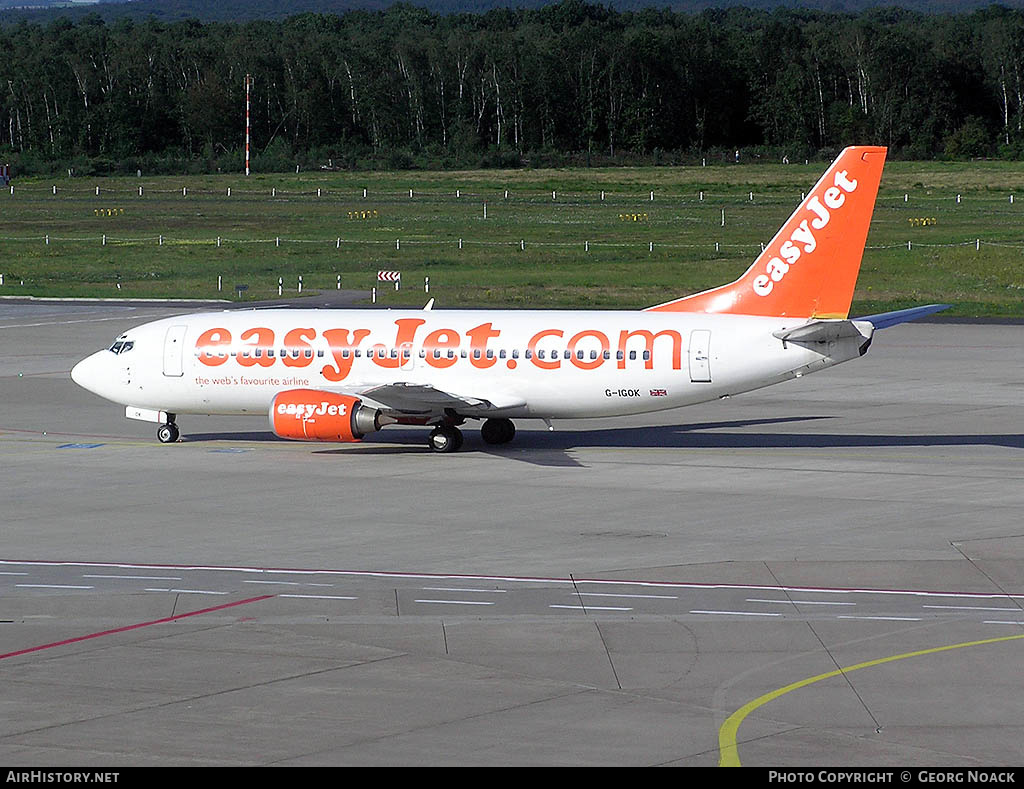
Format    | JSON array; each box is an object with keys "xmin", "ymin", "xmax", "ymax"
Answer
[{"xmin": 71, "ymin": 351, "xmax": 107, "ymax": 396}]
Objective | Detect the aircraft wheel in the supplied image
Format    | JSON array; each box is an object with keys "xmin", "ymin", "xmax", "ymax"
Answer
[
  {"xmin": 157, "ymin": 423, "xmax": 179, "ymax": 444},
  {"xmin": 481, "ymin": 418, "xmax": 515, "ymax": 445},
  {"xmin": 428, "ymin": 425, "xmax": 462, "ymax": 453}
]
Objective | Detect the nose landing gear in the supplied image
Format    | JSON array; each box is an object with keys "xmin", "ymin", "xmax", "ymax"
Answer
[{"xmin": 157, "ymin": 414, "xmax": 179, "ymax": 443}]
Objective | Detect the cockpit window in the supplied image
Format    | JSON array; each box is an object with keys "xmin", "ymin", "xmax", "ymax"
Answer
[{"xmin": 108, "ymin": 339, "xmax": 134, "ymax": 355}]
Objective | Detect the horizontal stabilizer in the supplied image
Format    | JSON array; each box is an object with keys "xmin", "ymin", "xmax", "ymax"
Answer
[
  {"xmin": 773, "ymin": 320, "xmax": 871, "ymax": 344},
  {"xmin": 854, "ymin": 304, "xmax": 950, "ymax": 329}
]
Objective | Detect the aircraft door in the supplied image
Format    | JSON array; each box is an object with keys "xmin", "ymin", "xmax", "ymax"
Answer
[
  {"xmin": 688, "ymin": 330, "xmax": 711, "ymax": 383},
  {"xmin": 163, "ymin": 325, "xmax": 187, "ymax": 377}
]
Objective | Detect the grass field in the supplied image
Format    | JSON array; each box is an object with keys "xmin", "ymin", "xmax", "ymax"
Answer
[{"xmin": 1, "ymin": 159, "xmax": 1023, "ymax": 316}]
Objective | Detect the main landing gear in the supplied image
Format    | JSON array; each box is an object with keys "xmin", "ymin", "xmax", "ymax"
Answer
[
  {"xmin": 428, "ymin": 424, "xmax": 464, "ymax": 453},
  {"xmin": 427, "ymin": 417, "xmax": 516, "ymax": 453},
  {"xmin": 157, "ymin": 414, "xmax": 179, "ymax": 444},
  {"xmin": 480, "ymin": 418, "xmax": 515, "ymax": 446}
]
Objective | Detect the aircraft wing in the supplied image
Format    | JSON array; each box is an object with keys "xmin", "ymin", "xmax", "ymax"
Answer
[{"xmin": 329, "ymin": 381, "xmax": 526, "ymax": 418}]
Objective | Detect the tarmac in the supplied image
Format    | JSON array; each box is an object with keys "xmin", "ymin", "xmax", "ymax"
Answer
[{"xmin": 1, "ymin": 299, "xmax": 1022, "ymax": 766}]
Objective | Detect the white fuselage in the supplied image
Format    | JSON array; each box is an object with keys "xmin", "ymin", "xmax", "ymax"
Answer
[{"xmin": 71, "ymin": 307, "xmax": 870, "ymax": 421}]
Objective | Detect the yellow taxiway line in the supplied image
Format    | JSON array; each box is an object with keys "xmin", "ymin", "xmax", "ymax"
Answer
[{"xmin": 719, "ymin": 632, "xmax": 1024, "ymax": 766}]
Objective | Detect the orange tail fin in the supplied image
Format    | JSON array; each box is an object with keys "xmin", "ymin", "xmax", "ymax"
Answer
[{"xmin": 647, "ymin": 146, "xmax": 887, "ymax": 319}]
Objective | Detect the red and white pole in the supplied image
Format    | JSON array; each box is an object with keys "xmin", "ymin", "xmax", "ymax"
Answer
[{"xmin": 245, "ymin": 74, "xmax": 252, "ymax": 176}]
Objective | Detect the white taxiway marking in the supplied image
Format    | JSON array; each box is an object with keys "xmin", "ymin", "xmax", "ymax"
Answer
[
  {"xmin": 549, "ymin": 605, "xmax": 633, "ymax": 611},
  {"xmin": 16, "ymin": 584, "xmax": 93, "ymax": 590},
  {"xmin": 983, "ymin": 620, "xmax": 1024, "ymax": 625},
  {"xmin": 837, "ymin": 615, "xmax": 921, "ymax": 621},
  {"xmin": 0, "ymin": 572, "xmax": 29, "ymax": 576},
  {"xmin": 144, "ymin": 588, "xmax": 228, "ymax": 595},
  {"xmin": 576, "ymin": 592, "xmax": 678, "ymax": 600},
  {"xmin": 244, "ymin": 580, "xmax": 303, "ymax": 586},
  {"xmin": 747, "ymin": 598, "xmax": 856, "ymax": 606},
  {"xmin": 415, "ymin": 599, "xmax": 496, "ymax": 606},
  {"xmin": 83, "ymin": 574, "xmax": 183, "ymax": 580},
  {"xmin": 279, "ymin": 594, "xmax": 357, "ymax": 600},
  {"xmin": 690, "ymin": 610, "xmax": 782, "ymax": 617},
  {"xmin": 422, "ymin": 587, "xmax": 508, "ymax": 594},
  {"xmin": 922, "ymin": 605, "xmax": 1022, "ymax": 612}
]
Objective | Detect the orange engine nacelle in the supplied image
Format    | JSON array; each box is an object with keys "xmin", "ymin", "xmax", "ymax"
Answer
[{"xmin": 270, "ymin": 389, "xmax": 387, "ymax": 442}]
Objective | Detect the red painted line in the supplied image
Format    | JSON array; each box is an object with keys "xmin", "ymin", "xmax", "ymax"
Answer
[{"xmin": 0, "ymin": 594, "xmax": 274, "ymax": 660}]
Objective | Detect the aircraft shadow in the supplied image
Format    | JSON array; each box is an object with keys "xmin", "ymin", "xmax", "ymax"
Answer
[{"xmin": 182, "ymin": 415, "xmax": 1024, "ymax": 468}]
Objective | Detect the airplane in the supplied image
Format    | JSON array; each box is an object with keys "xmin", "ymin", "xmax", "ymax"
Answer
[{"xmin": 71, "ymin": 145, "xmax": 948, "ymax": 452}]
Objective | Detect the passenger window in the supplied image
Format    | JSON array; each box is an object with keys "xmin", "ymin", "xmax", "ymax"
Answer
[
  {"xmin": 433, "ymin": 349, "xmax": 441, "ymax": 359},
  {"xmin": 341, "ymin": 349, "xmax": 350, "ymax": 359},
  {"xmin": 486, "ymin": 349, "xmax": 494, "ymax": 359},
  {"xmin": 473, "ymin": 350, "xmax": 481, "ymax": 359},
  {"xmin": 512, "ymin": 349, "xmax": 520, "ymax": 359},
  {"xmin": 447, "ymin": 350, "xmax": 455, "ymax": 359},
  {"xmin": 563, "ymin": 350, "xmax": 571, "ymax": 359},
  {"xmin": 629, "ymin": 350, "xmax": 636, "ymax": 360},
  {"xmin": 602, "ymin": 350, "xmax": 610, "ymax": 360},
  {"xmin": 499, "ymin": 349, "xmax": 506, "ymax": 359},
  {"xmin": 304, "ymin": 349, "xmax": 312, "ymax": 359},
  {"xmin": 643, "ymin": 350, "xmax": 651, "ymax": 361},
  {"xmin": 590, "ymin": 350, "xmax": 598, "ymax": 360},
  {"xmin": 538, "ymin": 350, "xmax": 545, "ymax": 359},
  {"xmin": 525, "ymin": 349, "xmax": 533, "ymax": 359},
  {"xmin": 616, "ymin": 350, "xmax": 624, "ymax": 360}
]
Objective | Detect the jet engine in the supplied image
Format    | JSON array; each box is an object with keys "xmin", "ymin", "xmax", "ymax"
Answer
[{"xmin": 270, "ymin": 389, "xmax": 389, "ymax": 442}]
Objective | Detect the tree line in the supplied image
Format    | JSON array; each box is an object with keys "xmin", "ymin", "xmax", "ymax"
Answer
[{"xmin": 2, "ymin": 1, "xmax": 1024, "ymax": 174}]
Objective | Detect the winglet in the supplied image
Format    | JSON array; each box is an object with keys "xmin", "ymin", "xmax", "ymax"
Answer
[{"xmin": 647, "ymin": 146, "xmax": 887, "ymax": 319}]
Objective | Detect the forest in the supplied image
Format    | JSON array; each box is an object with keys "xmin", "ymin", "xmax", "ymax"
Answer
[{"xmin": 2, "ymin": 1, "xmax": 1024, "ymax": 173}]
